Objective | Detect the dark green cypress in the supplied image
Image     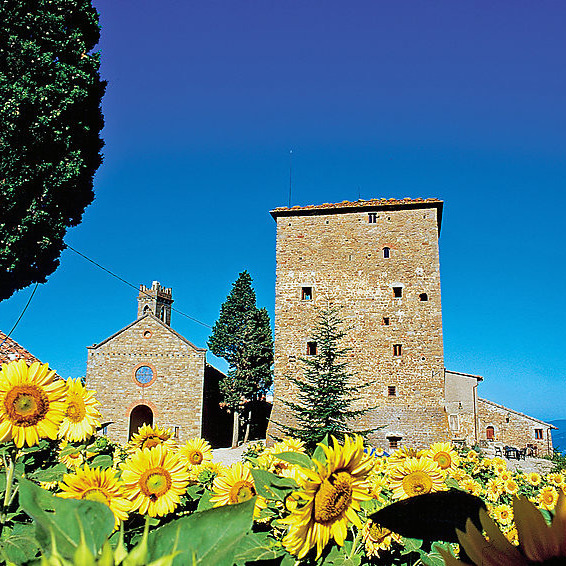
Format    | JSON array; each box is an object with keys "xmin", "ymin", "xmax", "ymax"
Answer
[{"xmin": 0, "ymin": 0, "xmax": 106, "ymax": 300}]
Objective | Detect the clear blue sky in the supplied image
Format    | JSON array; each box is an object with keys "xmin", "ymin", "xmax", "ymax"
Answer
[{"xmin": 1, "ymin": 1, "xmax": 565, "ymax": 421}]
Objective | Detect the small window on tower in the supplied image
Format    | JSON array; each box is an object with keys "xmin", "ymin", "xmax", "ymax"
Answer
[
  {"xmin": 301, "ymin": 286, "xmax": 313, "ymax": 301},
  {"xmin": 383, "ymin": 317, "xmax": 390, "ymax": 325},
  {"xmin": 388, "ymin": 386, "xmax": 396, "ymax": 397},
  {"xmin": 306, "ymin": 342, "xmax": 317, "ymax": 356},
  {"xmin": 143, "ymin": 305, "xmax": 151, "ymax": 314},
  {"xmin": 160, "ymin": 306, "xmax": 166, "ymax": 321},
  {"xmin": 393, "ymin": 344, "xmax": 402, "ymax": 357},
  {"xmin": 174, "ymin": 426, "xmax": 180, "ymax": 439},
  {"xmin": 383, "ymin": 247, "xmax": 390, "ymax": 259},
  {"xmin": 419, "ymin": 293, "xmax": 428, "ymax": 301},
  {"xmin": 393, "ymin": 286, "xmax": 403, "ymax": 298},
  {"xmin": 368, "ymin": 212, "xmax": 377, "ymax": 223},
  {"xmin": 535, "ymin": 429, "xmax": 543, "ymax": 440}
]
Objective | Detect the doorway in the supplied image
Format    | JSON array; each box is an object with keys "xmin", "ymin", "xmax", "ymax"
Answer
[{"xmin": 129, "ymin": 404, "xmax": 153, "ymax": 440}]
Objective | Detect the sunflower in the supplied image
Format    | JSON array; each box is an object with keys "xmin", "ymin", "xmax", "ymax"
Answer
[
  {"xmin": 362, "ymin": 520, "xmax": 401, "ymax": 557},
  {"xmin": 211, "ymin": 462, "xmax": 256, "ymax": 505},
  {"xmin": 177, "ymin": 437, "xmax": 213, "ymax": 468},
  {"xmin": 58, "ymin": 440, "xmax": 89, "ymax": 469},
  {"xmin": 538, "ymin": 486, "xmax": 559, "ymax": 511},
  {"xmin": 58, "ymin": 378, "xmax": 101, "ymax": 442},
  {"xmin": 466, "ymin": 449, "xmax": 479, "ymax": 462},
  {"xmin": 461, "ymin": 478, "xmax": 482, "ymax": 497},
  {"xmin": 548, "ymin": 472, "xmax": 564, "ymax": 487},
  {"xmin": 388, "ymin": 456, "xmax": 445, "ymax": 500},
  {"xmin": 126, "ymin": 424, "xmax": 176, "ymax": 453},
  {"xmin": 440, "ymin": 493, "xmax": 566, "ymax": 566},
  {"xmin": 281, "ymin": 435, "xmax": 374, "ymax": 559},
  {"xmin": 0, "ymin": 360, "xmax": 67, "ymax": 448},
  {"xmin": 387, "ymin": 445, "xmax": 423, "ymax": 467},
  {"xmin": 427, "ymin": 442, "xmax": 460, "ymax": 472},
  {"xmin": 492, "ymin": 504, "xmax": 514, "ymax": 526},
  {"xmin": 498, "ymin": 469, "xmax": 512, "ymax": 483},
  {"xmin": 58, "ymin": 464, "xmax": 131, "ymax": 529},
  {"xmin": 485, "ymin": 477, "xmax": 503, "ymax": 502},
  {"xmin": 525, "ymin": 471, "xmax": 541, "ymax": 487},
  {"xmin": 279, "ymin": 437, "xmax": 306, "ymax": 453},
  {"xmin": 503, "ymin": 478, "xmax": 519, "ymax": 496},
  {"xmin": 120, "ymin": 444, "xmax": 188, "ymax": 517}
]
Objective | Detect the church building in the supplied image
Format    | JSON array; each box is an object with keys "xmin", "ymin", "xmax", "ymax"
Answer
[{"xmin": 86, "ymin": 282, "xmax": 230, "ymax": 446}]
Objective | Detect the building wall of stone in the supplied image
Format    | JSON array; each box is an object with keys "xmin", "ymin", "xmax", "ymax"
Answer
[
  {"xmin": 444, "ymin": 371, "xmax": 480, "ymax": 444},
  {"xmin": 477, "ymin": 398, "xmax": 553, "ymax": 455},
  {"xmin": 86, "ymin": 315, "xmax": 205, "ymax": 445},
  {"xmin": 267, "ymin": 203, "xmax": 451, "ymax": 449}
]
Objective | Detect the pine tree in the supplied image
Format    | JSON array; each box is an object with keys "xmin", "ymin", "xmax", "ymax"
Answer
[
  {"xmin": 208, "ymin": 271, "xmax": 273, "ymax": 447},
  {"xmin": 0, "ymin": 0, "xmax": 106, "ymax": 300},
  {"xmin": 280, "ymin": 306, "xmax": 372, "ymax": 452}
]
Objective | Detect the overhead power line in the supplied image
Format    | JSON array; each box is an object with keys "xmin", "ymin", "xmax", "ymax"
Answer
[
  {"xmin": 65, "ymin": 244, "xmax": 212, "ymax": 329},
  {"xmin": 0, "ymin": 282, "xmax": 39, "ymax": 349}
]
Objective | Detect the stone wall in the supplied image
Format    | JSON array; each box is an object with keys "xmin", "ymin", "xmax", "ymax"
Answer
[
  {"xmin": 86, "ymin": 314, "xmax": 205, "ymax": 445},
  {"xmin": 267, "ymin": 199, "xmax": 451, "ymax": 449}
]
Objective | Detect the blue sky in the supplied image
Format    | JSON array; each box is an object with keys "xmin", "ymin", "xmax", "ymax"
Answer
[{"xmin": 1, "ymin": 1, "xmax": 565, "ymax": 421}]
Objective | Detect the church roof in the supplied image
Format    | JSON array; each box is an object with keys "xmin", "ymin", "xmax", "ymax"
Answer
[
  {"xmin": 270, "ymin": 197, "xmax": 443, "ymax": 229},
  {"xmin": 87, "ymin": 313, "xmax": 206, "ymax": 352}
]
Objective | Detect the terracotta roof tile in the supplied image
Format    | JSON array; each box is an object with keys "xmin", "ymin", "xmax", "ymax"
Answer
[{"xmin": 0, "ymin": 331, "xmax": 60, "ymax": 377}]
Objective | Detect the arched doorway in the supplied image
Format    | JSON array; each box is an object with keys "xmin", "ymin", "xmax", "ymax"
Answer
[{"xmin": 129, "ymin": 404, "xmax": 153, "ymax": 440}]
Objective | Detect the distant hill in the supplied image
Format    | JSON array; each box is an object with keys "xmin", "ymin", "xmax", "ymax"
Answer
[{"xmin": 550, "ymin": 420, "xmax": 566, "ymax": 453}]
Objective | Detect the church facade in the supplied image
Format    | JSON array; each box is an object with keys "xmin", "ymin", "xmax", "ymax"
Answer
[
  {"xmin": 266, "ymin": 198, "xmax": 555, "ymax": 454},
  {"xmin": 86, "ymin": 282, "xmax": 230, "ymax": 446}
]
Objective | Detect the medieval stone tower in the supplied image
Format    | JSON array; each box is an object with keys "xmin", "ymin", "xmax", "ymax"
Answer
[
  {"xmin": 137, "ymin": 281, "xmax": 173, "ymax": 325},
  {"xmin": 267, "ymin": 198, "xmax": 451, "ymax": 450}
]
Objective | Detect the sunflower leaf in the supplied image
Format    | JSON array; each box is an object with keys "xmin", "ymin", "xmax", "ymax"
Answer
[
  {"xmin": 273, "ymin": 451, "xmax": 315, "ymax": 470},
  {"xmin": 234, "ymin": 532, "xmax": 286, "ymax": 562},
  {"xmin": 17, "ymin": 477, "xmax": 114, "ymax": 559},
  {"xmin": 250, "ymin": 469, "xmax": 297, "ymax": 501},
  {"xmin": 89, "ymin": 455, "xmax": 113, "ymax": 469},
  {"xmin": 0, "ymin": 523, "xmax": 40, "ymax": 564},
  {"xmin": 28, "ymin": 463, "xmax": 68, "ymax": 482},
  {"xmin": 420, "ymin": 542, "xmax": 452, "ymax": 566},
  {"xmin": 147, "ymin": 497, "xmax": 254, "ymax": 566}
]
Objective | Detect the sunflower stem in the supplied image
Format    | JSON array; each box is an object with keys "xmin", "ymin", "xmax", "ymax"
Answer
[
  {"xmin": 0, "ymin": 452, "xmax": 15, "ymax": 537},
  {"xmin": 349, "ymin": 526, "xmax": 362, "ymax": 559}
]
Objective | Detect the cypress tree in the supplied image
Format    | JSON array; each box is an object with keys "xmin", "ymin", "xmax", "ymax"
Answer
[
  {"xmin": 208, "ymin": 271, "xmax": 273, "ymax": 447},
  {"xmin": 0, "ymin": 0, "xmax": 106, "ymax": 300},
  {"xmin": 280, "ymin": 306, "xmax": 372, "ymax": 452}
]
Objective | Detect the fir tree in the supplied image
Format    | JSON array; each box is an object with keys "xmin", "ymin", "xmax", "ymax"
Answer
[
  {"xmin": 208, "ymin": 271, "xmax": 273, "ymax": 447},
  {"xmin": 280, "ymin": 306, "xmax": 372, "ymax": 452},
  {"xmin": 0, "ymin": 0, "xmax": 106, "ymax": 300}
]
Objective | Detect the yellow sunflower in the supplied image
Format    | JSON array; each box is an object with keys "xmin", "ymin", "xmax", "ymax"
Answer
[
  {"xmin": 387, "ymin": 445, "xmax": 423, "ymax": 467},
  {"xmin": 57, "ymin": 440, "xmax": 96, "ymax": 469},
  {"xmin": 466, "ymin": 449, "xmax": 479, "ymax": 462},
  {"xmin": 58, "ymin": 378, "xmax": 101, "ymax": 442},
  {"xmin": 388, "ymin": 456, "xmax": 445, "ymax": 500},
  {"xmin": 0, "ymin": 360, "xmax": 67, "ymax": 448},
  {"xmin": 120, "ymin": 444, "xmax": 188, "ymax": 517},
  {"xmin": 126, "ymin": 424, "xmax": 176, "ymax": 453},
  {"xmin": 525, "ymin": 471, "xmax": 541, "ymax": 487},
  {"xmin": 211, "ymin": 461, "xmax": 256, "ymax": 505},
  {"xmin": 548, "ymin": 472, "xmax": 564, "ymax": 487},
  {"xmin": 485, "ymin": 477, "xmax": 503, "ymax": 502},
  {"xmin": 503, "ymin": 478, "xmax": 519, "ymax": 496},
  {"xmin": 498, "ymin": 469, "xmax": 512, "ymax": 482},
  {"xmin": 492, "ymin": 504, "xmax": 514, "ymax": 526},
  {"xmin": 362, "ymin": 520, "xmax": 401, "ymax": 557},
  {"xmin": 58, "ymin": 464, "xmax": 131, "ymax": 529},
  {"xmin": 538, "ymin": 486, "xmax": 559, "ymax": 511},
  {"xmin": 461, "ymin": 478, "xmax": 482, "ymax": 497},
  {"xmin": 177, "ymin": 437, "xmax": 213, "ymax": 468},
  {"xmin": 281, "ymin": 435, "xmax": 374, "ymax": 559},
  {"xmin": 279, "ymin": 437, "xmax": 306, "ymax": 453},
  {"xmin": 427, "ymin": 442, "xmax": 460, "ymax": 472}
]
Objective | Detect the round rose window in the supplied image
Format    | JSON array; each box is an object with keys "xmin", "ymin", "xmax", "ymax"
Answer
[{"xmin": 135, "ymin": 366, "xmax": 154, "ymax": 385}]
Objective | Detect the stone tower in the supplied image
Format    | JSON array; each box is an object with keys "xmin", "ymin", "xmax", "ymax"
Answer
[
  {"xmin": 267, "ymin": 198, "xmax": 451, "ymax": 450},
  {"xmin": 137, "ymin": 281, "xmax": 173, "ymax": 325}
]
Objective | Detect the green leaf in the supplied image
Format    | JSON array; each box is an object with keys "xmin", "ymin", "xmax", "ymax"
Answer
[
  {"xmin": 147, "ymin": 498, "xmax": 255, "ymax": 566},
  {"xmin": 0, "ymin": 524, "xmax": 40, "ymax": 565},
  {"xmin": 196, "ymin": 489, "xmax": 214, "ymax": 511},
  {"xmin": 325, "ymin": 543, "xmax": 361, "ymax": 565},
  {"xmin": 273, "ymin": 451, "xmax": 314, "ymax": 470},
  {"xmin": 445, "ymin": 477, "xmax": 461, "ymax": 489},
  {"xmin": 17, "ymin": 477, "xmax": 114, "ymax": 559},
  {"xmin": 28, "ymin": 463, "xmax": 68, "ymax": 482},
  {"xmin": 186, "ymin": 484, "xmax": 204, "ymax": 501},
  {"xmin": 89, "ymin": 455, "xmax": 113, "ymax": 469},
  {"xmin": 250, "ymin": 469, "xmax": 297, "ymax": 501},
  {"xmin": 420, "ymin": 542, "xmax": 453, "ymax": 566},
  {"xmin": 234, "ymin": 532, "xmax": 286, "ymax": 562},
  {"xmin": 402, "ymin": 537, "xmax": 423, "ymax": 553}
]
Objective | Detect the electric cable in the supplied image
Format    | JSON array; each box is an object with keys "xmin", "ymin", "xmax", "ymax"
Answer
[{"xmin": 0, "ymin": 282, "xmax": 40, "ymax": 349}]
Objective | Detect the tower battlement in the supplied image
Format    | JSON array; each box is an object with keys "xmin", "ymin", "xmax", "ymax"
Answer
[{"xmin": 137, "ymin": 281, "xmax": 174, "ymax": 325}]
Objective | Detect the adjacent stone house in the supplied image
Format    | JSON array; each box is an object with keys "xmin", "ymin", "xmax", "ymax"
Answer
[
  {"xmin": 86, "ymin": 282, "xmax": 231, "ymax": 446},
  {"xmin": 266, "ymin": 198, "xmax": 555, "ymax": 454}
]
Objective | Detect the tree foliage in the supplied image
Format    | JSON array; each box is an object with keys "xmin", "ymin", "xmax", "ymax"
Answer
[
  {"xmin": 0, "ymin": 0, "xmax": 106, "ymax": 300},
  {"xmin": 208, "ymin": 271, "xmax": 273, "ymax": 410},
  {"xmin": 280, "ymin": 306, "xmax": 373, "ymax": 452}
]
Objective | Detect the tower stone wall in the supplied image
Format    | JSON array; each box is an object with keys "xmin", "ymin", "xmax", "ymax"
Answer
[
  {"xmin": 137, "ymin": 281, "xmax": 173, "ymax": 325},
  {"xmin": 267, "ymin": 198, "xmax": 451, "ymax": 449}
]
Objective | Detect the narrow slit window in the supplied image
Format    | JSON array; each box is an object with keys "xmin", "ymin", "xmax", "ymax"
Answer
[
  {"xmin": 393, "ymin": 286, "xmax": 402, "ymax": 298},
  {"xmin": 419, "ymin": 293, "xmax": 428, "ymax": 301},
  {"xmin": 535, "ymin": 429, "xmax": 543, "ymax": 440},
  {"xmin": 306, "ymin": 342, "xmax": 317, "ymax": 356},
  {"xmin": 174, "ymin": 426, "xmax": 180, "ymax": 439},
  {"xmin": 388, "ymin": 386, "xmax": 396, "ymax": 397},
  {"xmin": 368, "ymin": 212, "xmax": 377, "ymax": 224},
  {"xmin": 383, "ymin": 247, "xmax": 390, "ymax": 259},
  {"xmin": 393, "ymin": 344, "xmax": 402, "ymax": 357},
  {"xmin": 383, "ymin": 317, "xmax": 390, "ymax": 325},
  {"xmin": 301, "ymin": 286, "xmax": 313, "ymax": 301}
]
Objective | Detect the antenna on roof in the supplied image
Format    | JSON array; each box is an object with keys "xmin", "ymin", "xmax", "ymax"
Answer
[
  {"xmin": 288, "ymin": 149, "xmax": 293, "ymax": 208},
  {"xmin": 358, "ymin": 186, "xmax": 361, "ymax": 200}
]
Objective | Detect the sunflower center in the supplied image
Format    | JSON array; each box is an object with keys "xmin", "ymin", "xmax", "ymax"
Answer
[
  {"xmin": 433, "ymin": 452, "xmax": 451, "ymax": 470},
  {"xmin": 4, "ymin": 385, "xmax": 49, "ymax": 426},
  {"xmin": 402, "ymin": 471, "xmax": 433, "ymax": 497},
  {"xmin": 141, "ymin": 436, "xmax": 162, "ymax": 450},
  {"xmin": 188, "ymin": 450, "xmax": 203, "ymax": 465},
  {"xmin": 66, "ymin": 395, "xmax": 86, "ymax": 422},
  {"xmin": 139, "ymin": 468, "xmax": 172, "ymax": 500},
  {"xmin": 228, "ymin": 480, "xmax": 256, "ymax": 503},
  {"xmin": 314, "ymin": 470, "xmax": 354, "ymax": 524},
  {"xmin": 82, "ymin": 488, "xmax": 109, "ymax": 505}
]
